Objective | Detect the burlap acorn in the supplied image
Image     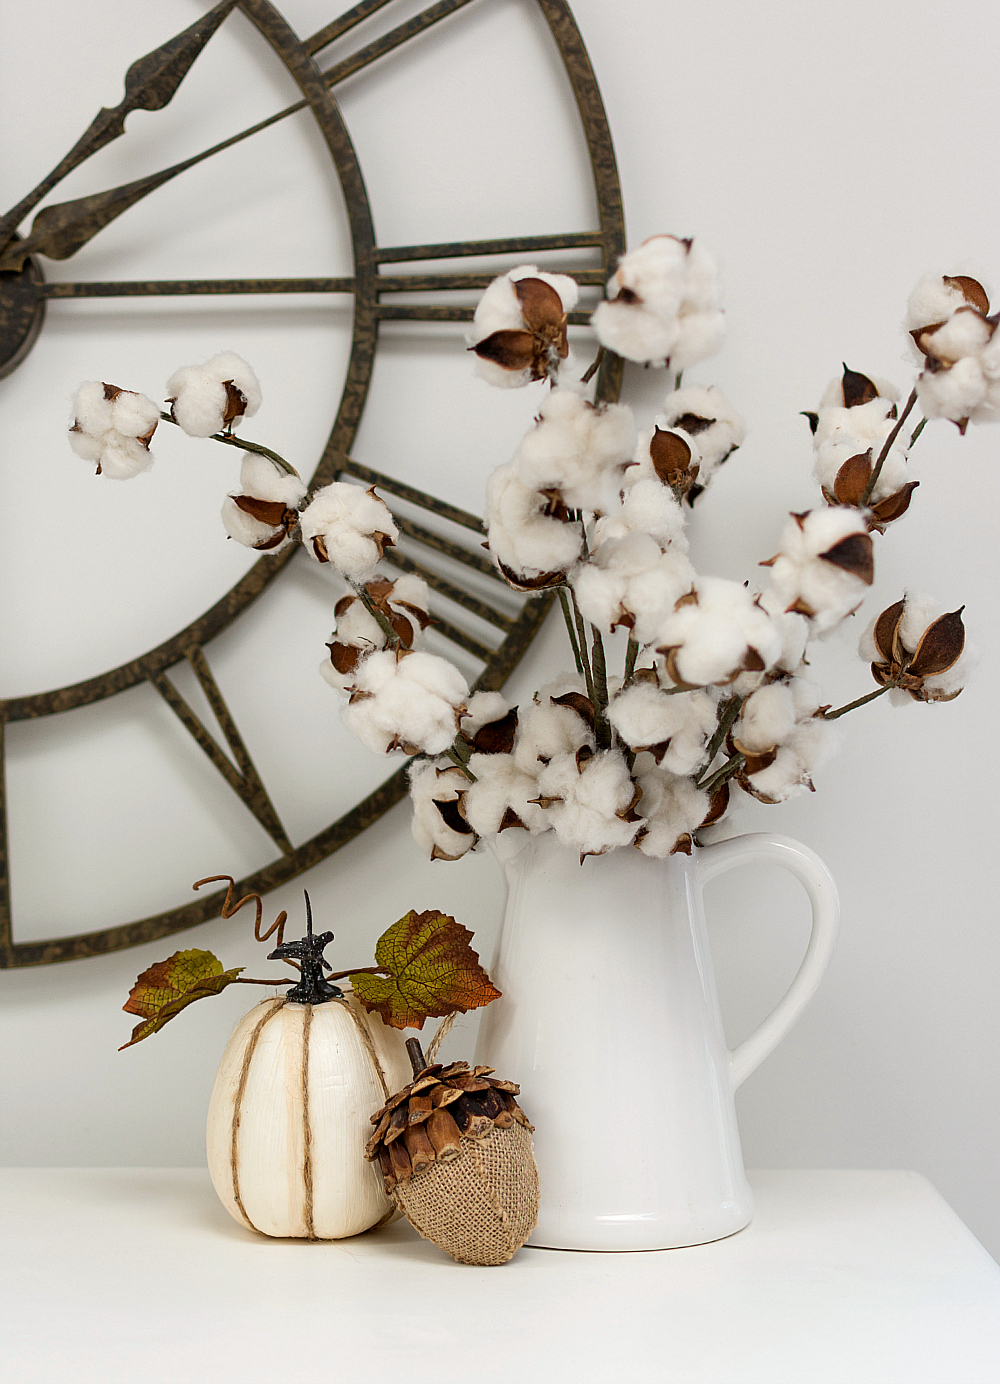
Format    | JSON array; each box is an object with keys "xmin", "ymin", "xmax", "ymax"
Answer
[{"xmin": 366, "ymin": 1039, "xmax": 539, "ymax": 1265}]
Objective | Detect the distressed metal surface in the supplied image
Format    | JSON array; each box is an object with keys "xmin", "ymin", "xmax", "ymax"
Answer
[{"xmin": 0, "ymin": 0, "xmax": 624, "ymax": 966}]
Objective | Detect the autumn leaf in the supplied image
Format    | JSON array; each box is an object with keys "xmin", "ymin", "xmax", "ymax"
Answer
[
  {"xmin": 351, "ymin": 911, "xmax": 501, "ymax": 1030},
  {"xmin": 120, "ymin": 949, "xmax": 244, "ymax": 1049}
]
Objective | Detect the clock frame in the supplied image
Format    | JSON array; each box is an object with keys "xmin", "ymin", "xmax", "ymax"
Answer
[{"xmin": 0, "ymin": 0, "xmax": 625, "ymax": 967}]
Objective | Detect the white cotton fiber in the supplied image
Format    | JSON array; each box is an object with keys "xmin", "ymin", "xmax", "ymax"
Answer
[
  {"xmin": 299, "ymin": 481, "xmax": 398, "ymax": 582},
  {"xmin": 166, "ymin": 351, "xmax": 261, "ymax": 437}
]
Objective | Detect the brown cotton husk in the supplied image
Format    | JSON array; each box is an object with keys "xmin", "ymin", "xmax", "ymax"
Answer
[
  {"xmin": 840, "ymin": 365, "xmax": 880, "ymax": 408},
  {"xmin": 649, "ymin": 427, "xmax": 700, "ymax": 498},
  {"xmin": 944, "ymin": 275, "xmax": 990, "ymax": 314},
  {"xmin": 221, "ymin": 379, "xmax": 248, "ymax": 428},
  {"xmin": 551, "ymin": 691, "xmax": 597, "ymax": 733},
  {"xmin": 818, "ymin": 531, "xmax": 875, "ymax": 584},
  {"xmin": 907, "ymin": 608, "xmax": 966, "ymax": 677},
  {"xmin": 468, "ymin": 707, "xmax": 519, "ymax": 755}
]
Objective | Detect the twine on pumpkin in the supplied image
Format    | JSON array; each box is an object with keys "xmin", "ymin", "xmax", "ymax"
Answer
[
  {"xmin": 301, "ymin": 1003, "xmax": 316, "ymax": 1240},
  {"xmin": 230, "ymin": 997, "xmax": 287, "ymax": 1232},
  {"xmin": 337, "ymin": 996, "xmax": 391, "ymax": 1099}
]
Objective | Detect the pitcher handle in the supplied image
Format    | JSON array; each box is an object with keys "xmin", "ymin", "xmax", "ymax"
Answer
[{"xmin": 696, "ymin": 832, "xmax": 840, "ymax": 1089}]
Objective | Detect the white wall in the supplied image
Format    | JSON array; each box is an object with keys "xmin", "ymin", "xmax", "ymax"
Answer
[{"xmin": 2, "ymin": 0, "xmax": 999, "ymax": 1261}]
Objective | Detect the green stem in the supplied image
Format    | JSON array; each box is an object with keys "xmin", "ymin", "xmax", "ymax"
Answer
[
  {"xmin": 860, "ymin": 387, "xmax": 917, "ymax": 506},
  {"xmin": 159, "ymin": 411, "xmax": 300, "ymax": 477},
  {"xmin": 569, "ymin": 587, "xmax": 597, "ymax": 706},
  {"xmin": 822, "ymin": 684, "xmax": 892, "ymax": 720},
  {"xmin": 580, "ymin": 345, "xmax": 605, "ymax": 385},
  {"xmin": 699, "ymin": 751, "xmax": 745, "ymax": 798},
  {"xmin": 696, "ymin": 696, "xmax": 744, "ymax": 788},
  {"xmin": 909, "ymin": 416, "xmax": 928, "ymax": 447},
  {"xmin": 558, "ymin": 588, "xmax": 585, "ymax": 677},
  {"xmin": 353, "ymin": 581, "xmax": 399, "ymax": 647},
  {"xmin": 674, "ymin": 369, "xmax": 683, "ymax": 391},
  {"xmin": 590, "ymin": 625, "xmax": 612, "ymax": 749},
  {"xmin": 624, "ymin": 637, "xmax": 639, "ymax": 684},
  {"xmin": 445, "ymin": 745, "xmax": 476, "ymax": 781}
]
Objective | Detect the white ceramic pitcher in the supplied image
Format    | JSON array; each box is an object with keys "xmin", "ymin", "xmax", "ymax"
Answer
[{"xmin": 474, "ymin": 830, "xmax": 839, "ymax": 1251}]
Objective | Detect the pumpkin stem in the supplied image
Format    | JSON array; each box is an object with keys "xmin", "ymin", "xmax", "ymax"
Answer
[{"xmin": 266, "ymin": 891, "xmax": 343, "ymax": 1004}]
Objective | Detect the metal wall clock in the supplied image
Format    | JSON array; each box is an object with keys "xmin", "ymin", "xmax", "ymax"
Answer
[{"xmin": 0, "ymin": 0, "xmax": 624, "ymax": 967}]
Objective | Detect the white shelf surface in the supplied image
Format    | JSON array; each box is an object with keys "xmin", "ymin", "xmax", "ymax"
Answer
[{"xmin": 2, "ymin": 1168, "xmax": 998, "ymax": 1383}]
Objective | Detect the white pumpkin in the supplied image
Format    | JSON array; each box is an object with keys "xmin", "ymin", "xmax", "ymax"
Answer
[{"xmin": 206, "ymin": 992, "xmax": 412, "ymax": 1239}]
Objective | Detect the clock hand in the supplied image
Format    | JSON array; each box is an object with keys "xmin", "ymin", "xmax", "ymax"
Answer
[
  {"xmin": 0, "ymin": 0, "xmax": 477, "ymax": 272},
  {"xmin": 0, "ymin": 0, "xmax": 238, "ymax": 253},
  {"xmin": 0, "ymin": 102, "xmax": 309, "ymax": 271}
]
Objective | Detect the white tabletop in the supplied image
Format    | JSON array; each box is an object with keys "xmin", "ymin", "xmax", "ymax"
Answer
[{"xmin": 2, "ymin": 1168, "xmax": 998, "ymax": 1383}]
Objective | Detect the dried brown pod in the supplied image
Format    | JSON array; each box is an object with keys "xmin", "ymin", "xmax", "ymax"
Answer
[
  {"xmin": 648, "ymin": 427, "xmax": 701, "ymax": 500},
  {"xmin": 471, "ymin": 276, "xmax": 569, "ymax": 382},
  {"xmin": 870, "ymin": 600, "xmax": 966, "ymax": 703},
  {"xmin": 367, "ymin": 1040, "xmax": 539, "ymax": 1265}
]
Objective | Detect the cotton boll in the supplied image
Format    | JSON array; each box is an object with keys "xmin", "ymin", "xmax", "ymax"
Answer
[
  {"xmin": 917, "ymin": 355, "xmax": 990, "ymax": 425},
  {"xmin": 513, "ymin": 387, "xmax": 636, "ymax": 514},
  {"xmin": 591, "ymin": 299, "xmax": 679, "ymax": 365},
  {"xmin": 238, "ymin": 453, "xmax": 306, "ymax": 506},
  {"xmin": 573, "ymin": 533, "xmax": 695, "ymax": 643},
  {"xmin": 658, "ymin": 577, "xmax": 783, "ymax": 687},
  {"xmin": 537, "ymin": 749, "xmax": 639, "ymax": 856},
  {"xmin": 745, "ymin": 717, "xmax": 839, "ymax": 803},
  {"xmin": 342, "ymin": 649, "xmax": 468, "ymax": 756},
  {"xmin": 334, "ymin": 599, "xmax": 385, "ymax": 650},
  {"xmin": 659, "ymin": 385, "xmax": 746, "ymax": 476},
  {"xmin": 813, "ymin": 397, "xmax": 897, "ymax": 449},
  {"xmin": 462, "ymin": 753, "xmax": 549, "ymax": 837},
  {"xmin": 672, "ymin": 311, "xmax": 726, "ymax": 371},
  {"xmin": 922, "ymin": 309, "xmax": 993, "ymax": 367},
  {"xmin": 513, "ymin": 685, "xmax": 594, "ymax": 775},
  {"xmin": 299, "ymin": 482, "xmax": 398, "ymax": 582},
  {"xmin": 906, "ymin": 274, "xmax": 971, "ymax": 336},
  {"xmin": 69, "ymin": 381, "xmax": 159, "ymax": 478},
  {"xmin": 461, "ymin": 691, "xmax": 512, "ymax": 742},
  {"xmin": 736, "ymin": 683, "xmax": 796, "ymax": 753},
  {"xmin": 598, "ymin": 477, "xmax": 689, "ymax": 551},
  {"xmin": 166, "ymin": 351, "xmax": 261, "ymax": 437},
  {"xmin": 221, "ymin": 495, "xmax": 287, "ymax": 549},
  {"xmin": 607, "ymin": 685, "xmax": 716, "ymax": 775},
  {"xmin": 409, "ymin": 760, "xmax": 477, "ymax": 861},
  {"xmin": 635, "ymin": 769, "xmax": 708, "ymax": 858},
  {"xmin": 484, "ymin": 461, "xmax": 583, "ymax": 582},
  {"xmin": 764, "ymin": 508, "xmax": 873, "ymax": 633}
]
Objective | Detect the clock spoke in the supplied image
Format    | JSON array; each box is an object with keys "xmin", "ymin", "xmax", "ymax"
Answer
[
  {"xmin": 305, "ymin": 0, "xmax": 397, "ymax": 56},
  {"xmin": 377, "ymin": 269, "xmax": 606, "ymax": 293},
  {"xmin": 0, "ymin": 1, "xmax": 238, "ymax": 250},
  {"xmin": 393, "ymin": 514, "xmax": 498, "ymax": 580},
  {"xmin": 40, "ymin": 277, "xmax": 355, "ymax": 299},
  {"xmin": 383, "ymin": 547, "xmax": 514, "ymax": 632},
  {"xmin": 0, "ymin": 722, "xmax": 12, "ymax": 967},
  {"xmin": 335, "ymin": 456, "xmax": 484, "ymax": 535},
  {"xmin": 377, "ymin": 304, "xmax": 591, "ymax": 324},
  {"xmin": 150, "ymin": 649, "xmax": 294, "ymax": 857},
  {"xmin": 317, "ymin": 0, "xmax": 476, "ymax": 89},
  {"xmin": 376, "ymin": 231, "xmax": 608, "ymax": 265}
]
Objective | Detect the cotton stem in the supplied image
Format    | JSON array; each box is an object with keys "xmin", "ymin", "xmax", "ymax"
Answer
[
  {"xmin": 352, "ymin": 580, "xmax": 399, "ymax": 647},
  {"xmin": 696, "ymin": 696, "xmax": 744, "ymax": 788},
  {"xmin": 580, "ymin": 345, "xmax": 605, "ymax": 385},
  {"xmin": 159, "ymin": 411, "xmax": 300, "ymax": 476},
  {"xmin": 569, "ymin": 587, "xmax": 597, "ymax": 706},
  {"xmin": 909, "ymin": 416, "xmax": 928, "ymax": 447},
  {"xmin": 624, "ymin": 637, "xmax": 639, "ymax": 684},
  {"xmin": 590, "ymin": 625, "xmax": 612, "ymax": 749},
  {"xmin": 699, "ymin": 751, "xmax": 745, "ymax": 798},
  {"xmin": 444, "ymin": 745, "xmax": 477, "ymax": 781},
  {"xmin": 822, "ymin": 684, "xmax": 892, "ymax": 720},
  {"xmin": 860, "ymin": 387, "xmax": 917, "ymax": 506},
  {"xmin": 558, "ymin": 587, "xmax": 586, "ymax": 677}
]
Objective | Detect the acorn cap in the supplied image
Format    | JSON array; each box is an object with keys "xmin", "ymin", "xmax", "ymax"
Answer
[{"xmin": 365, "ymin": 1043, "xmax": 533, "ymax": 1194}]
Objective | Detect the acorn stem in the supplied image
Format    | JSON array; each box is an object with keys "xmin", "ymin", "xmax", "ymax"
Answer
[{"xmin": 406, "ymin": 1038, "xmax": 428, "ymax": 1077}]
